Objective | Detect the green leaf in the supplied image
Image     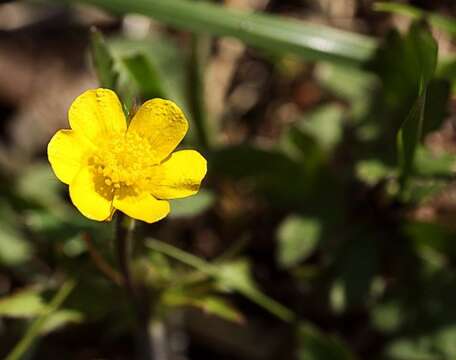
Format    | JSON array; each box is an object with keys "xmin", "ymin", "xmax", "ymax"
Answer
[
  {"xmin": 145, "ymin": 239, "xmax": 295, "ymax": 322},
  {"xmin": 0, "ymin": 226, "xmax": 32, "ymax": 266},
  {"xmin": 188, "ymin": 34, "xmax": 212, "ymax": 150},
  {"xmin": 169, "ymin": 190, "xmax": 215, "ymax": 218},
  {"xmin": 393, "ymin": 22, "xmax": 438, "ymax": 187},
  {"xmin": 162, "ymin": 291, "xmax": 244, "ymax": 323},
  {"xmin": 5, "ymin": 280, "xmax": 76, "ymax": 360},
  {"xmin": 0, "ymin": 289, "xmax": 46, "ymax": 318},
  {"xmin": 315, "ymin": 64, "xmax": 377, "ymax": 120},
  {"xmin": 0, "ymin": 205, "xmax": 32, "ymax": 266},
  {"xmin": 109, "ymin": 35, "xmax": 198, "ymax": 143},
  {"xmin": 41, "ymin": 309, "xmax": 84, "ymax": 334},
  {"xmin": 89, "ymin": 28, "xmax": 119, "ymax": 90},
  {"xmin": 335, "ymin": 230, "xmax": 379, "ymax": 308},
  {"xmin": 62, "ymin": 0, "xmax": 377, "ymax": 66},
  {"xmin": 0, "ymin": 288, "xmax": 83, "ymax": 335},
  {"xmin": 355, "ymin": 159, "xmax": 395, "ymax": 186},
  {"xmin": 215, "ymin": 260, "xmax": 294, "ymax": 322},
  {"xmin": 437, "ymin": 57, "xmax": 456, "ymax": 95},
  {"xmin": 413, "ymin": 146, "xmax": 456, "ymax": 178},
  {"xmin": 385, "ymin": 326, "xmax": 456, "ymax": 360},
  {"xmin": 374, "ymin": 2, "xmax": 456, "ymax": 37},
  {"xmin": 122, "ymin": 53, "xmax": 167, "ymax": 100},
  {"xmin": 276, "ymin": 215, "xmax": 321, "ymax": 269},
  {"xmin": 297, "ymin": 323, "xmax": 357, "ymax": 360},
  {"xmin": 397, "ymin": 94, "xmax": 427, "ymax": 184},
  {"xmin": 16, "ymin": 163, "xmax": 62, "ymax": 209},
  {"xmin": 370, "ymin": 301, "xmax": 404, "ymax": 334},
  {"xmin": 294, "ymin": 105, "xmax": 344, "ymax": 151}
]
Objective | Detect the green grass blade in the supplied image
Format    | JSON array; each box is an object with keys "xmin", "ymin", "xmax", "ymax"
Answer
[
  {"xmin": 64, "ymin": 0, "xmax": 377, "ymax": 66},
  {"xmin": 375, "ymin": 2, "xmax": 456, "ymax": 37},
  {"xmin": 5, "ymin": 280, "xmax": 76, "ymax": 360},
  {"xmin": 188, "ymin": 34, "xmax": 211, "ymax": 150}
]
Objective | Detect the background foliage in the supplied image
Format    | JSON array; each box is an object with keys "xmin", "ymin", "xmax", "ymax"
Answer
[{"xmin": 0, "ymin": 0, "xmax": 456, "ymax": 359}]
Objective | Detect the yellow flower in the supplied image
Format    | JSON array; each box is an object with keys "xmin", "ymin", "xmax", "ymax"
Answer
[{"xmin": 48, "ymin": 88, "xmax": 207, "ymax": 223}]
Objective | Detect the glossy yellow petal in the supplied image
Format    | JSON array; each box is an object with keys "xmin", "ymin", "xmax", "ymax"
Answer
[
  {"xmin": 69, "ymin": 166, "xmax": 114, "ymax": 221},
  {"xmin": 128, "ymin": 99, "xmax": 188, "ymax": 162},
  {"xmin": 47, "ymin": 130, "xmax": 89, "ymax": 184},
  {"xmin": 69, "ymin": 88, "xmax": 126, "ymax": 143},
  {"xmin": 150, "ymin": 150, "xmax": 207, "ymax": 200},
  {"xmin": 113, "ymin": 191, "xmax": 170, "ymax": 223}
]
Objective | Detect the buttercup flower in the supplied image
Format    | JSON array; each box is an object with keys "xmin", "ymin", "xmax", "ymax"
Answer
[{"xmin": 48, "ymin": 88, "xmax": 207, "ymax": 223}]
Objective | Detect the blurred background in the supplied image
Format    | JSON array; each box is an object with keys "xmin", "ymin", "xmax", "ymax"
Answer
[{"xmin": 0, "ymin": 0, "xmax": 455, "ymax": 359}]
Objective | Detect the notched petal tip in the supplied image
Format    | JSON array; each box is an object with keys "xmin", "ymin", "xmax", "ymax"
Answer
[
  {"xmin": 128, "ymin": 98, "xmax": 189, "ymax": 161},
  {"xmin": 68, "ymin": 88, "xmax": 127, "ymax": 143}
]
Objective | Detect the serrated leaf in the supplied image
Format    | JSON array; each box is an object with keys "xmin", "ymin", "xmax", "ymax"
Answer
[{"xmin": 276, "ymin": 215, "xmax": 321, "ymax": 269}]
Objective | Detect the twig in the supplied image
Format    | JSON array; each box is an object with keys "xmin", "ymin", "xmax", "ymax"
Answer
[{"xmin": 82, "ymin": 234, "xmax": 123, "ymax": 286}]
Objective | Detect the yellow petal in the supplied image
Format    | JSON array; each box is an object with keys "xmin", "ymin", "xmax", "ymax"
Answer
[
  {"xmin": 113, "ymin": 191, "xmax": 170, "ymax": 223},
  {"xmin": 47, "ymin": 130, "xmax": 89, "ymax": 184},
  {"xmin": 150, "ymin": 150, "xmax": 207, "ymax": 200},
  {"xmin": 128, "ymin": 99, "xmax": 188, "ymax": 162},
  {"xmin": 69, "ymin": 88, "xmax": 126, "ymax": 143},
  {"xmin": 69, "ymin": 166, "xmax": 114, "ymax": 221}
]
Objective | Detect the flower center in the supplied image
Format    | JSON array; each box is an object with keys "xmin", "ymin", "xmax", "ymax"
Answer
[{"xmin": 88, "ymin": 131, "xmax": 158, "ymax": 197}]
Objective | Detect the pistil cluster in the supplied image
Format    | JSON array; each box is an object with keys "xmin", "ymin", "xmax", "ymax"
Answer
[{"xmin": 88, "ymin": 132, "xmax": 157, "ymax": 197}]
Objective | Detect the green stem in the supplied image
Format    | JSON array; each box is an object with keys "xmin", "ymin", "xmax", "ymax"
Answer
[
  {"xmin": 188, "ymin": 33, "xmax": 212, "ymax": 150},
  {"xmin": 5, "ymin": 280, "xmax": 76, "ymax": 360},
  {"xmin": 115, "ymin": 214, "xmax": 155, "ymax": 360}
]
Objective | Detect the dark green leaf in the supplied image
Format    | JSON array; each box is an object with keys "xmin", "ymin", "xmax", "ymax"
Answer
[
  {"xmin": 297, "ymin": 323, "xmax": 357, "ymax": 360},
  {"xmin": 122, "ymin": 53, "xmax": 166, "ymax": 100},
  {"xmin": 89, "ymin": 28, "xmax": 118, "ymax": 90}
]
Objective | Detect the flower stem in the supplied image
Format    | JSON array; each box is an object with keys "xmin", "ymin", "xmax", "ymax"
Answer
[{"xmin": 115, "ymin": 214, "xmax": 157, "ymax": 360}]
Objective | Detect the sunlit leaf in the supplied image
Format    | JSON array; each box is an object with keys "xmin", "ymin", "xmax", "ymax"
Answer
[
  {"xmin": 0, "ymin": 289, "xmax": 46, "ymax": 318},
  {"xmin": 277, "ymin": 215, "xmax": 321, "ymax": 269},
  {"xmin": 63, "ymin": 0, "xmax": 377, "ymax": 66}
]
